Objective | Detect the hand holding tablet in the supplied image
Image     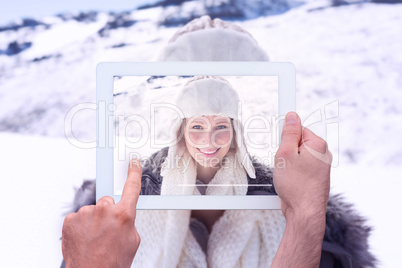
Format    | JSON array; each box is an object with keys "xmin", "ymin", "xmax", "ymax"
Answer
[
  {"xmin": 274, "ymin": 112, "xmax": 332, "ymax": 220},
  {"xmin": 271, "ymin": 112, "xmax": 332, "ymax": 267},
  {"xmin": 274, "ymin": 113, "xmax": 332, "ymax": 219}
]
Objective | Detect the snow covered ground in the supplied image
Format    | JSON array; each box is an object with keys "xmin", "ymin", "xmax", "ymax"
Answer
[
  {"xmin": 0, "ymin": 0, "xmax": 401, "ymax": 266},
  {"xmin": 0, "ymin": 133, "xmax": 95, "ymax": 267}
]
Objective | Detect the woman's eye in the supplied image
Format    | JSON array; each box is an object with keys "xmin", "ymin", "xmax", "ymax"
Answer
[{"xmin": 191, "ymin": 125, "xmax": 227, "ymax": 130}]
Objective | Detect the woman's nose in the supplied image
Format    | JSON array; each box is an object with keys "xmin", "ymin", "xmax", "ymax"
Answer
[{"xmin": 199, "ymin": 132, "xmax": 213, "ymax": 147}]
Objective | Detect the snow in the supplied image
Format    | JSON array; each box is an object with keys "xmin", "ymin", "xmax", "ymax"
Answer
[
  {"xmin": 331, "ymin": 165, "xmax": 402, "ymax": 267},
  {"xmin": 0, "ymin": 132, "xmax": 95, "ymax": 267},
  {"xmin": 131, "ymin": 7, "xmax": 163, "ymax": 22},
  {"xmin": 0, "ymin": 0, "xmax": 401, "ymax": 266},
  {"xmin": 21, "ymin": 14, "xmax": 108, "ymax": 59}
]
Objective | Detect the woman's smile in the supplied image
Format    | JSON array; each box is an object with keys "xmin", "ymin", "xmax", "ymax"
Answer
[{"xmin": 197, "ymin": 148, "xmax": 220, "ymax": 157}]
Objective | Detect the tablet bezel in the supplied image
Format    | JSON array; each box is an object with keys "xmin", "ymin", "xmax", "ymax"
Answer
[{"xmin": 96, "ymin": 62, "xmax": 296, "ymax": 209}]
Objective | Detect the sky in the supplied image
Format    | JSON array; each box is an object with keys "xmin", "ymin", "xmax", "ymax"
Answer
[{"xmin": 0, "ymin": 0, "xmax": 158, "ymax": 25}]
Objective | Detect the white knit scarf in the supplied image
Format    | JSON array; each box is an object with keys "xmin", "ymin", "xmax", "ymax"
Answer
[
  {"xmin": 160, "ymin": 149, "xmax": 248, "ymax": 196},
  {"xmin": 132, "ymin": 151, "xmax": 286, "ymax": 267}
]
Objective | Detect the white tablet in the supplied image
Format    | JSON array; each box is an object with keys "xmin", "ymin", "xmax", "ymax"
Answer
[{"xmin": 96, "ymin": 62, "xmax": 296, "ymax": 209}]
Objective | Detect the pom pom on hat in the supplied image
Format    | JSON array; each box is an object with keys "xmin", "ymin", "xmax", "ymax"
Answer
[{"xmin": 158, "ymin": 15, "xmax": 269, "ymax": 61}]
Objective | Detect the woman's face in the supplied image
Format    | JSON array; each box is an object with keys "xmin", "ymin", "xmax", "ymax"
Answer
[{"xmin": 184, "ymin": 115, "xmax": 233, "ymax": 168}]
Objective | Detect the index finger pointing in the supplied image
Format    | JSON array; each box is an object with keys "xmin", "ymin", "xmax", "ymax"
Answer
[{"xmin": 119, "ymin": 158, "xmax": 142, "ymax": 215}]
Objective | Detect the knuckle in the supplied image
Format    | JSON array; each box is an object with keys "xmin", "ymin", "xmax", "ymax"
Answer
[
  {"xmin": 135, "ymin": 229, "xmax": 141, "ymax": 245},
  {"xmin": 97, "ymin": 196, "xmax": 114, "ymax": 208},
  {"xmin": 63, "ymin": 213, "xmax": 76, "ymax": 225},
  {"xmin": 115, "ymin": 208, "xmax": 133, "ymax": 224},
  {"xmin": 125, "ymin": 181, "xmax": 142, "ymax": 196},
  {"xmin": 303, "ymin": 137, "xmax": 328, "ymax": 154},
  {"xmin": 316, "ymin": 137, "xmax": 327, "ymax": 147},
  {"xmin": 282, "ymin": 128, "xmax": 299, "ymax": 137},
  {"xmin": 96, "ymin": 201, "xmax": 109, "ymax": 210},
  {"xmin": 316, "ymin": 139, "xmax": 328, "ymax": 152},
  {"xmin": 276, "ymin": 147, "xmax": 292, "ymax": 159},
  {"xmin": 62, "ymin": 213, "xmax": 77, "ymax": 234},
  {"xmin": 327, "ymin": 150, "xmax": 333, "ymax": 162},
  {"xmin": 77, "ymin": 205, "xmax": 93, "ymax": 214}
]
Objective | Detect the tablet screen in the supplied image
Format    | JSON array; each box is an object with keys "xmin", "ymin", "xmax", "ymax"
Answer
[{"xmin": 113, "ymin": 75, "xmax": 279, "ymax": 196}]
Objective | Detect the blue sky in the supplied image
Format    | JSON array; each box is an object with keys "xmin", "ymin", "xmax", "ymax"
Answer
[{"xmin": 0, "ymin": 0, "xmax": 158, "ymax": 25}]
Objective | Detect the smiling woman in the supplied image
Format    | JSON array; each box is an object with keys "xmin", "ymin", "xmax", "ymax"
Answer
[
  {"xmin": 134, "ymin": 75, "xmax": 286, "ymax": 266},
  {"xmin": 139, "ymin": 75, "xmax": 269, "ymax": 197}
]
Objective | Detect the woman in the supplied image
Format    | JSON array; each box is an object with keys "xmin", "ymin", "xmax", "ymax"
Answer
[
  {"xmin": 141, "ymin": 75, "xmax": 273, "ymax": 197},
  {"xmin": 134, "ymin": 75, "xmax": 285, "ymax": 267}
]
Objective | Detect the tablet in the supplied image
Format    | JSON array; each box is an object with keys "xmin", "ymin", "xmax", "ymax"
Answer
[{"xmin": 96, "ymin": 62, "xmax": 296, "ymax": 209}]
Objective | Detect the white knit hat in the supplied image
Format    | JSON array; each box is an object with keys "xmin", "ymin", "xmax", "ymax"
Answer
[
  {"xmin": 161, "ymin": 76, "xmax": 256, "ymax": 179},
  {"xmin": 158, "ymin": 15, "xmax": 269, "ymax": 61}
]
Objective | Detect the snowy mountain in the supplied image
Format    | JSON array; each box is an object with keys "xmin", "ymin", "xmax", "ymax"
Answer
[{"xmin": 0, "ymin": 0, "xmax": 401, "ymax": 166}]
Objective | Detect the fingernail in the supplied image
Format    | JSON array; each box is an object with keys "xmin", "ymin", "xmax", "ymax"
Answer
[
  {"xmin": 286, "ymin": 112, "xmax": 298, "ymax": 125},
  {"xmin": 129, "ymin": 158, "xmax": 141, "ymax": 169}
]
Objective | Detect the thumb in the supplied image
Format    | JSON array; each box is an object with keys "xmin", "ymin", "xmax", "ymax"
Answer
[{"xmin": 279, "ymin": 112, "xmax": 302, "ymax": 156}]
